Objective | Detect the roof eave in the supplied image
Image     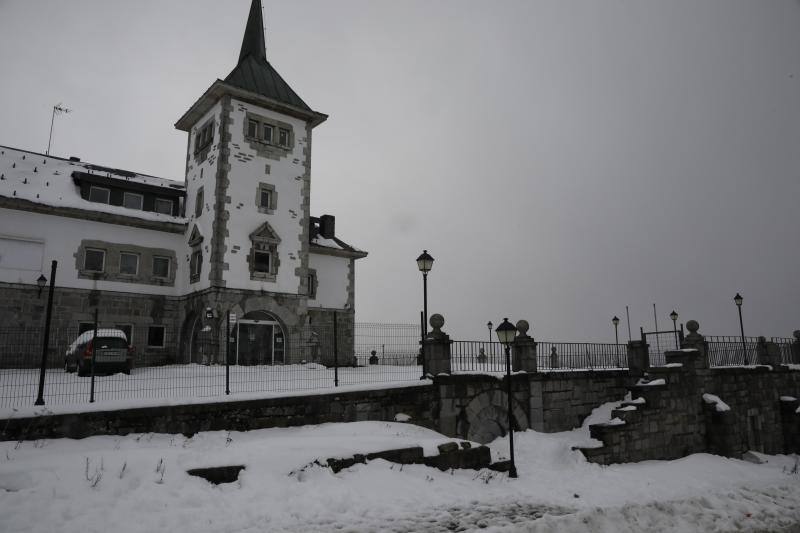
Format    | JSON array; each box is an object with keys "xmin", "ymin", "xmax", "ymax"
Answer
[
  {"xmin": 175, "ymin": 80, "xmax": 328, "ymax": 132},
  {"xmin": 309, "ymin": 243, "xmax": 368, "ymax": 260}
]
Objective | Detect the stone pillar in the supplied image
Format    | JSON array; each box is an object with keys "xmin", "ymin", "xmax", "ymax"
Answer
[
  {"xmin": 679, "ymin": 320, "xmax": 709, "ymax": 369},
  {"xmin": 512, "ymin": 320, "xmax": 537, "ymax": 372},
  {"xmin": 423, "ymin": 313, "xmax": 451, "ymax": 376},
  {"xmin": 791, "ymin": 331, "xmax": 800, "ymax": 364},
  {"xmin": 627, "ymin": 340, "xmax": 649, "ymax": 377},
  {"xmin": 756, "ymin": 337, "xmax": 781, "ymax": 366}
]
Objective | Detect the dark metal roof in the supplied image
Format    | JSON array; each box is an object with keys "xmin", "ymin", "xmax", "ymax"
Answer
[
  {"xmin": 225, "ymin": 0, "xmax": 312, "ymax": 112},
  {"xmin": 239, "ymin": 0, "xmax": 267, "ymax": 64},
  {"xmin": 224, "ymin": 55, "xmax": 312, "ymax": 112}
]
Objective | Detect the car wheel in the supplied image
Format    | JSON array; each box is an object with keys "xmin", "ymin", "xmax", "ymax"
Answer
[
  {"xmin": 76, "ymin": 360, "xmax": 88, "ymax": 377},
  {"xmin": 64, "ymin": 357, "xmax": 77, "ymax": 373}
]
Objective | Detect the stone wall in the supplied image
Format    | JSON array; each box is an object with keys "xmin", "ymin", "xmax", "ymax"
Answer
[
  {"xmin": 435, "ymin": 371, "xmax": 632, "ymax": 443},
  {"xmin": 1, "ymin": 384, "xmax": 436, "ymax": 442},
  {"xmin": 579, "ymin": 350, "xmax": 800, "ymax": 464}
]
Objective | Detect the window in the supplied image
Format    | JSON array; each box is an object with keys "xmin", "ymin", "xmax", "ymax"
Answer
[
  {"xmin": 190, "ymin": 249, "xmax": 202, "ymax": 282},
  {"xmin": 154, "ymin": 198, "xmax": 173, "ymax": 215},
  {"xmin": 263, "ymin": 124, "xmax": 273, "ymax": 144},
  {"xmin": 84, "ymin": 249, "xmax": 105, "ymax": 272},
  {"xmin": 147, "ymin": 326, "xmax": 166, "ymax": 348},
  {"xmin": 88, "ymin": 186, "xmax": 110, "ymax": 204},
  {"xmin": 119, "ymin": 252, "xmax": 139, "ymax": 275},
  {"xmin": 194, "ymin": 187, "xmax": 204, "ymax": 218},
  {"xmin": 123, "ymin": 192, "xmax": 143, "ymax": 210},
  {"xmin": 152, "ymin": 256, "xmax": 170, "ymax": 278},
  {"xmin": 247, "ymin": 119, "xmax": 259, "ymax": 138},
  {"xmin": 256, "ymin": 183, "xmax": 276, "ymax": 213},
  {"xmin": 115, "ymin": 324, "xmax": 133, "ymax": 344},
  {"xmin": 195, "ymin": 122, "xmax": 214, "ymax": 153},
  {"xmin": 260, "ymin": 189, "xmax": 271, "ymax": 209},
  {"xmin": 253, "ymin": 251, "xmax": 271, "ymax": 273},
  {"xmin": 307, "ymin": 269, "xmax": 317, "ymax": 299},
  {"xmin": 278, "ymin": 128, "xmax": 290, "ymax": 147}
]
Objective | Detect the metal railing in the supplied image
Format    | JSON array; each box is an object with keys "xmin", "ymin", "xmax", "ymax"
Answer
[
  {"xmin": 705, "ymin": 335, "xmax": 795, "ymax": 367},
  {"xmin": 642, "ymin": 328, "xmax": 684, "ymax": 367},
  {"xmin": 0, "ymin": 323, "xmax": 423, "ymax": 409},
  {"xmin": 706, "ymin": 335, "xmax": 761, "ymax": 367},
  {"xmin": 450, "ymin": 340, "xmax": 628, "ymax": 373}
]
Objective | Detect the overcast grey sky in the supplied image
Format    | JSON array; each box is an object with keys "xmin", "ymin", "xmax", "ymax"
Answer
[{"xmin": 1, "ymin": 0, "xmax": 798, "ymax": 342}]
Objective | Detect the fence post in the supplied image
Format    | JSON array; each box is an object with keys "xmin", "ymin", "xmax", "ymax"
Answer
[
  {"xmin": 422, "ymin": 314, "xmax": 451, "ymax": 377},
  {"xmin": 90, "ymin": 308, "xmax": 98, "ymax": 403},
  {"xmin": 512, "ymin": 320, "xmax": 537, "ymax": 372},
  {"xmin": 679, "ymin": 320, "xmax": 708, "ymax": 369},
  {"xmin": 225, "ymin": 312, "xmax": 230, "ymax": 395},
  {"xmin": 419, "ymin": 311, "xmax": 426, "ymax": 378},
  {"xmin": 333, "ymin": 312, "xmax": 339, "ymax": 387}
]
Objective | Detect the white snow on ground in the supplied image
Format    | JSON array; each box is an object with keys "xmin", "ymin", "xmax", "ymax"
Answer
[
  {"xmin": 781, "ymin": 396, "xmax": 797, "ymax": 402},
  {"xmin": 1, "ymin": 411, "xmax": 799, "ymax": 533},
  {"xmin": 703, "ymin": 393, "xmax": 732, "ymax": 412},
  {"xmin": 636, "ymin": 378, "xmax": 666, "ymax": 386}
]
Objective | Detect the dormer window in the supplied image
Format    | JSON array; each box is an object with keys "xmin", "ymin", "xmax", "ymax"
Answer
[
  {"xmin": 154, "ymin": 198, "xmax": 173, "ymax": 215},
  {"xmin": 278, "ymin": 128, "xmax": 290, "ymax": 147},
  {"xmin": 263, "ymin": 124, "xmax": 273, "ymax": 144},
  {"xmin": 89, "ymin": 186, "xmax": 110, "ymax": 204},
  {"xmin": 248, "ymin": 221, "xmax": 280, "ymax": 282},
  {"xmin": 123, "ymin": 192, "xmax": 143, "ymax": 210}
]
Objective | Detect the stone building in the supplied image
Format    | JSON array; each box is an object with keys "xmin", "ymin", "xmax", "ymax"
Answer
[{"xmin": 0, "ymin": 0, "xmax": 366, "ymax": 365}]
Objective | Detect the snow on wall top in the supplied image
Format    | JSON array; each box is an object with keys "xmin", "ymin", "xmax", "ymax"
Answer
[
  {"xmin": 0, "ymin": 145, "xmax": 187, "ymax": 223},
  {"xmin": 309, "ymin": 233, "xmax": 366, "ymax": 255}
]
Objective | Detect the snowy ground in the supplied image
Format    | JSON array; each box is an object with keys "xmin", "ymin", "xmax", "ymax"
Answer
[{"xmin": 1, "ymin": 403, "xmax": 799, "ymax": 532}]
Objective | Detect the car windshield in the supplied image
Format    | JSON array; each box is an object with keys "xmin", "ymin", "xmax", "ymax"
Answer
[{"xmin": 94, "ymin": 338, "xmax": 128, "ymax": 350}]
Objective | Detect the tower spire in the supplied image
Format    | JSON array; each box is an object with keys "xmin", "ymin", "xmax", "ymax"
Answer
[{"xmin": 238, "ymin": 0, "xmax": 266, "ymax": 64}]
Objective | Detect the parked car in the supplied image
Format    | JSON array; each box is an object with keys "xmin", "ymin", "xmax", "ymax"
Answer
[{"xmin": 64, "ymin": 329, "xmax": 134, "ymax": 376}]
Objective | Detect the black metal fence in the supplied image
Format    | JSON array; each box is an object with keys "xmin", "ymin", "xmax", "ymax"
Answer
[
  {"xmin": 640, "ymin": 327, "xmax": 684, "ymax": 367},
  {"xmin": 705, "ymin": 335, "xmax": 795, "ymax": 367},
  {"xmin": 0, "ymin": 323, "xmax": 422, "ymax": 409},
  {"xmin": 450, "ymin": 340, "xmax": 628, "ymax": 373}
]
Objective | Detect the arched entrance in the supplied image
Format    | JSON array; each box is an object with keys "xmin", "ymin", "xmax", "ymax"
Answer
[
  {"xmin": 235, "ymin": 311, "xmax": 286, "ymax": 365},
  {"xmin": 182, "ymin": 311, "xmax": 217, "ymax": 365}
]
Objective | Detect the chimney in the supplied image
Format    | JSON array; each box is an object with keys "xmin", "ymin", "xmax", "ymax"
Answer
[{"xmin": 320, "ymin": 214, "xmax": 335, "ymax": 239}]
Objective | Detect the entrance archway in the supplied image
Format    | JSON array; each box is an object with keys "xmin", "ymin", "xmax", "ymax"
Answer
[{"xmin": 235, "ymin": 311, "xmax": 286, "ymax": 365}]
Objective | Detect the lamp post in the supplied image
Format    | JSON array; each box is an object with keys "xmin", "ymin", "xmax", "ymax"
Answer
[
  {"xmin": 34, "ymin": 261, "xmax": 57, "ymax": 406},
  {"xmin": 487, "ymin": 321, "xmax": 493, "ymax": 343},
  {"xmin": 416, "ymin": 250, "xmax": 434, "ymax": 336},
  {"xmin": 669, "ymin": 310, "xmax": 679, "ymax": 348},
  {"xmin": 734, "ymin": 293, "xmax": 747, "ymax": 365},
  {"xmin": 495, "ymin": 318, "xmax": 518, "ymax": 479},
  {"xmin": 612, "ymin": 316, "xmax": 620, "ymax": 367}
]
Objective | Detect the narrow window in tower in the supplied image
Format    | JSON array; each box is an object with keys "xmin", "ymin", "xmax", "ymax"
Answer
[
  {"xmin": 247, "ymin": 119, "xmax": 259, "ymax": 138},
  {"xmin": 263, "ymin": 124, "xmax": 273, "ymax": 144},
  {"xmin": 278, "ymin": 128, "xmax": 290, "ymax": 148}
]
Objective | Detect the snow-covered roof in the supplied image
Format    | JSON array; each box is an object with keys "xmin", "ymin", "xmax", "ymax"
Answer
[
  {"xmin": 309, "ymin": 233, "xmax": 367, "ymax": 258},
  {"xmin": 0, "ymin": 145, "xmax": 187, "ymax": 224}
]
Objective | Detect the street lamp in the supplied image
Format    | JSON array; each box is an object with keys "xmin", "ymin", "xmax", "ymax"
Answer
[
  {"xmin": 36, "ymin": 275, "xmax": 47, "ymax": 297},
  {"xmin": 669, "ymin": 310, "xmax": 679, "ymax": 348},
  {"xmin": 416, "ymin": 250, "xmax": 434, "ymax": 335},
  {"xmin": 34, "ymin": 261, "xmax": 57, "ymax": 406},
  {"xmin": 612, "ymin": 316, "xmax": 620, "ymax": 367},
  {"xmin": 734, "ymin": 293, "xmax": 747, "ymax": 365},
  {"xmin": 487, "ymin": 321, "xmax": 493, "ymax": 343},
  {"xmin": 495, "ymin": 318, "xmax": 518, "ymax": 479}
]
